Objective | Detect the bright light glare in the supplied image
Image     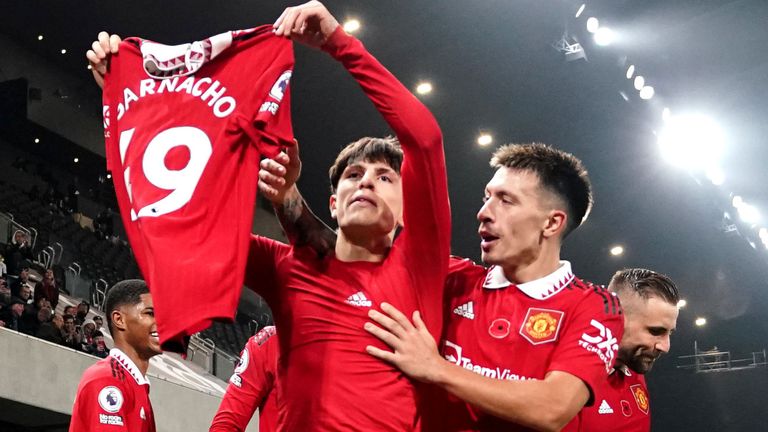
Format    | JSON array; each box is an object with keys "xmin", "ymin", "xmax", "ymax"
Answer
[
  {"xmin": 73, "ymin": 157, "xmax": 79, "ymax": 163},
  {"xmin": 759, "ymin": 228, "xmax": 768, "ymax": 248},
  {"xmin": 626, "ymin": 64, "xmax": 635, "ymax": 79},
  {"xmin": 695, "ymin": 317, "xmax": 707, "ymax": 326},
  {"xmin": 61, "ymin": 49, "xmax": 67, "ymax": 54},
  {"xmin": 639, "ymin": 86, "xmax": 655, "ymax": 100},
  {"xmin": 662, "ymin": 107, "xmax": 672, "ymax": 122},
  {"xmin": 737, "ymin": 202, "xmax": 760, "ymax": 225},
  {"xmin": 586, "ymin": 17, "xmax": 600, "ymax": 33},
  {"xmin": 594, "ymin": 27, "xmax": 615, "ymax": 46},
  {"xmin": 610, "ymin": 245, "xmax": 624, "ymax": 256},
  {"xmin": 575, "ymin": 4, "xmax": 586, "ymax": 18},
  {"xmin": 34, "ymin": 138, "xmax": 40, "ymax": 144},
  {"xmin": 415, "ymin": 82, "xmax": 433, "ymax": 95},
  {"xmin": 633, "ymin": 76, "xmax": 645, "ymax": 90},
  {"xmin": 343, "ymin": 19, "xmax": 361, "ymax": 33},
  {"xmin": 477, "ymin": 134, "xmax": 493, "ymax": 146},
  {"xmin": 38, "ymin": 35, "xmax": 44, "ymax": 41},
  {"xmin": 706, "ymin": 166, "xmax": 725, "ymax": 185},
  {"xmin": 677, "ymin": 299, "xmax": 687, "ymax": 308},
  {"xmin": 658, "ymin": 114, "xmax": 725, "ymax": 172},
  {"xmin": 106, "ymin": 173, "xmax": 112, "ymax": 179}
]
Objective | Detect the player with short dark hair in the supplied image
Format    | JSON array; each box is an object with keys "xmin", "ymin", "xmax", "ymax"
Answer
[
  {"xmin": 69, "ymin": 279, "xmax": 160, "ymax": 431},
  {"xmin": 579, "ymin": 268, "xmax": 679, "ymax": 431}
]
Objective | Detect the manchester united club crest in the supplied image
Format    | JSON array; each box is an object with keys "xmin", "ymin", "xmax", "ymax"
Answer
[
  {"xmin": 519, "ymin": 308, "xmax": 564, "ymax": 345},
  {"xmin": 631, "ymin": 384, "xmax": 650, "ymax": 415}
]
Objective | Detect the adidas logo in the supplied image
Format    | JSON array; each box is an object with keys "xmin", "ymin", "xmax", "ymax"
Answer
[
  {"xmin": 598, "ymin": 399, "xmax": 614, "ymax": 414},
  {"xmin": 453, "ymin": 301, "xmax": 475, "ymax": 320},
  {"xmin": 346, "ymin": 292, "xmax": 372, "ymax": 307}
]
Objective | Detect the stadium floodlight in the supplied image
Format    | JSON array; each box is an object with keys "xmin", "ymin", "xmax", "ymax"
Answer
[
  {"xmin": 343, "ymin": 19, "xmax": 361, "ymax": 33},
  {"xmin": 759, "ymin": 228, "xmax": 768, "ymax": 248},
  {"xmin": 633, "ymin": 75, "xmax": 645, "ymax": 90},
  {"xmin": 677, "ymin": 299, "xmax": 687, "ymax": 308},
  {"xmin": 695, "ymin": 317, "xmax": 706, "ymax": 326},
  {"xmin": 477, "ymin": 133, "xmax": 493, "ymax": 146},
  {"xmin": 658, "ymin": 113, "xmax": 725, "ymax": 173},
  {"xmin": 586, "ymin": 17, "xmax": 600, "ymax": 33},
  {"xmin": 575, "ymin": 4, "xmax": 586, "ymax": 18},
  {"xmin": 662, "ymin": 107, "xmax": 672, "ymax": 122},
  {"xmin": 626, "ymin": 64, "xmax": 635, "ymax": 79},
  {"xmin": 737, "ymin": 202, "xmax": 760, "ymax": 225},
  {"xmin": 639, "ymin": 85, "xmax": 655, "ymax": 100},
  {"xmin": 415, "ymin": 82, "xmax": 433, "ymax": 95},
  {"xmin": 594, "ymin": 27, "xmax": 615, "ymax": 46},
  {"xmin": 610, "ymin": 245, "xmax": 624, "ymax": 256},
  {"xmin": 38, "ymin": 35, "xmax": 44, "ymax": 41}
]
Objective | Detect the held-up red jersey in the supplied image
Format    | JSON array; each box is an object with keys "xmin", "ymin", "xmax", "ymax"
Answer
[
  {"xmin": 69, "ymin": 349, "xmax": 155, "ymax": 432},
  {"xmin": 102, "ymin": 26, "xmax": 294, "ymax": 351},
  {"xmin": 578, "ymin": 367, "xmax": 651, "ymax": 432},
  {"xmin": 245, "ymin": 27, "xmax": 450, "ymax": 431},
  {"xmin": 209, "ymin": 326, "xmax": 279, "ymax": 432},
  {"xmin": 425, "ymin": 259, "xmax": 624, "ymax": 431}
]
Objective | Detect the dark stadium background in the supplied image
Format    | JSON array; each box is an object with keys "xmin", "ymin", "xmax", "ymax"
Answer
[{"xmin": 2, "ymin": 0, "xmax": 767, "ymax": 430}]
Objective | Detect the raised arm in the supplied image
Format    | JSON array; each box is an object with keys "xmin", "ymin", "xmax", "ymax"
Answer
[{"xmin": 86, "ymin": 32, "xmax": 122, "ymax": 89}]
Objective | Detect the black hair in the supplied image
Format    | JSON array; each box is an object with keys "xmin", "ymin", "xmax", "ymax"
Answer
[{"xmin": 104, "ymin": 279, "xmax": 149, "ymax": 335}]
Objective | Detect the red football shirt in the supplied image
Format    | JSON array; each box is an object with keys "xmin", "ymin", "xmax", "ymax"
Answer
[
  {"xmin": 578, "ymin": 367, "xmax": 650, "ymax": 432},
  {"xmin": 70, "ymin": 349, "xmax": 155, "ymax": 432},
  {"xmin": 209, "ymin": 326, "xmax": 278, "ymax": 432},
  {"xmin": 244, "ymin": 27, "xmax": 450, "ymax": 431},
  {"xmin": 102, "ymin": 26, "xmax": 294, "ymax": 351},
  {"xmin": 425, "ymin": 258, "xmax": 624, "ymax": 431}
]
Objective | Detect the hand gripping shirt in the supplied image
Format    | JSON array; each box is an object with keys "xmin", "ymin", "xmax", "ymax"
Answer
[
  {"xmin": 424, "ymin": 258, "xmax": 624, "ymax": 432},
  {"xmin": 210, "ymin": 326, "xmax": 278, "ymax": 432},
  {"xmin": 102, "ymin": 26, "xmax": 294, "ymax": 351},
  {"xmin": 69, "ymin": 348, "xmax": 155, "ymax": 432},
  {"xmin": 578, "ymin": 367, "xmax": 651, "ymax": 432},
  {"xmin": 245, "ymin": 27, "xmax": 451, "ymax": 431}
]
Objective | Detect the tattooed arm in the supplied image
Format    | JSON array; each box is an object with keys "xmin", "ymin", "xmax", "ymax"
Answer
[{"xmin": 259, "ymin": 143, "xmax": 337, "ymax": 256}]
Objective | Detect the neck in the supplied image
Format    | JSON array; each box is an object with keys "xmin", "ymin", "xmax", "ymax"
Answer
[
  {"xmin": 114, "ymin": 340, "xmax": 151, "ymax": 376},
  {"xmin": 501, "ymin": 243, "xmax": 562, "ymax": 284},
  {"xmin": 334, "ymin": 229, "xmax": 392, "ymax": 262}
]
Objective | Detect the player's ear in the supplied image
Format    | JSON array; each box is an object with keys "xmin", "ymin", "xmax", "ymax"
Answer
[
  {"xmin": 542, "ymin": 209, "xmax": 567, "ymax": 239},
  {"xmin": 329, "ymin": 194, "xmax": 338, "ymax": 220},
  {"xmin": 111, "ymin": 309, "xmax": 128, "ymax": 333}
]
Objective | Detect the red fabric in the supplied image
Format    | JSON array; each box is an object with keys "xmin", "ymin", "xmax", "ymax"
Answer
[
  {"xmin": 245, "ymin": 27, "xmax": 450, "ymax": 432},
  {"xmin": 69, "ymin": 355, "xmax": 155, "ymax": 431},
  {"xmin": 424, "ymin": 257, "xmax": 624, "ymax": 431},
  {"xmin": 578, "ymin": 369, "xmax": 650, "ymax": 432},
  {"xmin": 209, "ymin": 326, "xmax": 278, "ymax": 432},
  {"xmin": 102, "ymin": 26, "xmax": 294, "ymax": 351}
]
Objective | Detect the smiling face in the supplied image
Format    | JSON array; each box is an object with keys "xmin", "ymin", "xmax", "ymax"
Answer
[
  {"xmin": 330, "ymin": 159, "xmax": 403, "ymax": 240},
  {"xmin": 617, "ymin": 291, "xmax": 679, "ymax": 374},
  {"xmin": 118, "ymin": 293, "xmax": 162, "ymax": 358},
  {"xmin": 477, "ymin": 168, "xmax": 566, "ymax": 269}
]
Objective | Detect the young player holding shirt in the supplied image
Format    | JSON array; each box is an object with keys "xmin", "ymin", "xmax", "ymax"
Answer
[
  {"xmin": 260, "ymin": 143, "xmax": 623, "ymax": 431},
  {"xmin": 579, "ymin": 268, "xmax": 679, "ymax": 432},
  {"xmin": 69, "ymin": 280, "xmax": 160, "ymax": 432},
  {"xmin": 246, "ymin": 2, "xmax": 450, "ymax": 430}
]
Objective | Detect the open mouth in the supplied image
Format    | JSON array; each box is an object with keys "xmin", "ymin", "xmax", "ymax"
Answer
[
  {"xmin": 479, "ymin": 231, "xmax": 499, "ymax": 250},
  {"xmin": 150, "ymin": 331, "xmax": 159, "ymax": 339}
]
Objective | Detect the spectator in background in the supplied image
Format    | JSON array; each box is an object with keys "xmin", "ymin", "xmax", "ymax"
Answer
[
  {"xmin": 81, "ymin": 319, "xmax": 97, "ymax": 352},
  {"xmin": 0, "ymin": 255, "xmax": 7, "ymax": 278},
  {"xmin": 63, "ymin": 305, "xmax": 76, "ymax": 317},
  {"xmin": 93, "ymin": 315, "xmax": 105, "ymax": 333},
  {"xmin": 10, "ymin": 267, "xmax": 31, "ymax": 298},
  {"xmin": 75, "ymin": 301, "xmax": 90, "ymax": 326},
  {"xmin": 37, "ymin": 312, "xmax": 65, "ymax": 345},
  {"xmin": 62, "ymin": 313, "xmax": 82, "ymax": 351},
  {"xmin": 34, "ymin": 269, "xmax": 59, "ymax": 310},
  {"xmin": 17, "ymin": 283, "xmax": 34, "ymax": 306},
  {"xmin": 1, "ymin": 299, "xmax": 30, "ymax": 333},
  {"xmin": 0, "ymin": 278, "xmax": 11, "ymax": 305},
  {"xmin": 4, "ymin": 231, "xmax": 33, "ymax": 276},
  {"xmin": 90, "ymin": 330, "xmax": 109, "ymax": 358},
  {"xmin": 24, "ymin": 306, "xmax": 53, "ymax": 337}
]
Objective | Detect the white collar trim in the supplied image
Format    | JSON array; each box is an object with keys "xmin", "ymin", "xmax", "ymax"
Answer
[
  {"xmin": 483, "ymin": 261, "xmax": 575, "ymax": 300},
  {"xmin": 110, "ymin": 348, "xmax": 150, "ymax": 386}
]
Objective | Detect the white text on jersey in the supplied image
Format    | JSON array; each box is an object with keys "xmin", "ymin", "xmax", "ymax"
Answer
[{"xmin": 117, "ymin": 77, "xmax": 236, "ymax": 121}]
